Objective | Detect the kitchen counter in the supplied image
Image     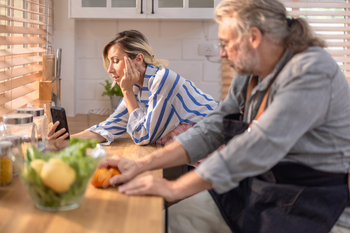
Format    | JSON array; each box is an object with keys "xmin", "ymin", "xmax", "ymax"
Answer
[{"xmin": 0, "ymin": 136, "xmax": 164, "ymax": 233}]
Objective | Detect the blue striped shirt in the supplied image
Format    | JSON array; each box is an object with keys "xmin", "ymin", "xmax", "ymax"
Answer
[{"xmin": 88, "ymin": 65, "xmax": 218, "ymax": 145}]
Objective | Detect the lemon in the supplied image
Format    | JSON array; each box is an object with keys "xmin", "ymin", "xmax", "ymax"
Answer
[
  {"xmin": 30, "ymin": 159, "xmax": 46, "ymax": 175},
  {"xmin": 40, "ymin": 158, "xmax": 76, "ymax": 193}
]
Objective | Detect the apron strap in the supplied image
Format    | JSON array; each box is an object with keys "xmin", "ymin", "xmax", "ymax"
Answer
[
  {"xmin": 246, "ymin": 76, "xmax": 259, "ymax": 100},
  {"xmin": 348, "ymin": 167, "xmax": 350, "ymax": 204},
  {"xmin": 245, "ymin": 76, "xmax": 273, "ymax": 127}
]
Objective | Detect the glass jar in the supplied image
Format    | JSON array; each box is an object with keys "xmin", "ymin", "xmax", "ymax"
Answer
[
  {"xmin": 16, "ymin": 107, "xmax": 48, "ymax": 142},
  {"xmin": 0, "ymin": 122, "xmax": 8, "ymax": 136},
  {"xmin": 27, "ymin": 100, "xmax": 55, "ymax": 123},
  {"xmin": 0, "ymin": 135, "xmax": 22, "ymax": 176},
  {"xmin": 2, "ymin": 113, "xmax": 38, "ymax": 151},
  {"xmin": 0, "ymin": 141, "xmax": 13, "ymax": 186}
]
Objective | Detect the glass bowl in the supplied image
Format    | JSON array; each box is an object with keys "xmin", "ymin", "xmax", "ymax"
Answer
[{"xmin": 8, "ymin": 138, "xmax": 106, "ymax": 211}]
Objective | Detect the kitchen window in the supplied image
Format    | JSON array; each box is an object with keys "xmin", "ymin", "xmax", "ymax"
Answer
[{"xmin": 0, "ymin": 0, "xmax": 54, "ymax": 116}]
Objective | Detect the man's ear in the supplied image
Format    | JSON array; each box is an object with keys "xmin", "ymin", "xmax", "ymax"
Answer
[
  {"xmin": 135, "ymin": 53, "xmax": 144, "ymax": 67},
  {"xmin": 249, "ymin": 27, "xmax": 262, "ymax": 49}
]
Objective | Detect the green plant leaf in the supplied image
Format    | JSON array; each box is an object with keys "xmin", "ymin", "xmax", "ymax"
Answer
[{"xmin": 100, "ymin": 79, "xmax": 123, "ymax": 97}]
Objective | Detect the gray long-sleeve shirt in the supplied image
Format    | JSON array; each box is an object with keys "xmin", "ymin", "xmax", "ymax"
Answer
[{"xmin": 176, "ymin": 46, "xmax": 350, "ymax": 227}]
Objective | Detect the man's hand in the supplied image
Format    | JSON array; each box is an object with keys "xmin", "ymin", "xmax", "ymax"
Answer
[
  {"xmin": 116, "ymin": 170, "xmax": 213, "ymax": 202},
  {"xmin": 118, "ymin": 175, "xmax": 177, "ymax": 202},
  {"xmin": 99, "ymin": 155, "xmax": 144, "ymax": 185}
]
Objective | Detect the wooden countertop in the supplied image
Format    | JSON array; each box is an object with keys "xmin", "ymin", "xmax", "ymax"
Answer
[{"xmin": 0, "ymin": 136, "xmax": 164, "ymax": 233}]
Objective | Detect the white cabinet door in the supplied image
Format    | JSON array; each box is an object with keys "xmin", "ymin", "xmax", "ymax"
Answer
[
  {"xmin": 69, "ymin": 0, "xmax": 147, "ymax": 18},
  {"xmin": 147, "ymin": 0, "xmax": 221, "ymax": 19},
  {"xmin": 69, "ymin": 0, "xmax": 221, "ymax": 19}
]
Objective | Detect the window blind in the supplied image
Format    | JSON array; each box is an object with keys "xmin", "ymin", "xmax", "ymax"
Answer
[
  {"xmin": 221, "ymin": 0, "xmax": 350, "ymax": 99},
  {"xmin": 0, "ymin": 0, "xmax": 54, "ymax": 116}
]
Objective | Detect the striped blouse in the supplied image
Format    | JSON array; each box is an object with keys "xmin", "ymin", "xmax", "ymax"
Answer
[{"xmin": 87, "ymin": 65, "xmax": 219, "ymax": 145}]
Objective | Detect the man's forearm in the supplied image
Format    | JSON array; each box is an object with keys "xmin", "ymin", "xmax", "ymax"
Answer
[
  {"xmin": 138, "ymin": 140, "xmax": 190, "ymax": 173},
  {"xmin": 171, "ymin": 170, "xmax": 212, "ymax": 200}
]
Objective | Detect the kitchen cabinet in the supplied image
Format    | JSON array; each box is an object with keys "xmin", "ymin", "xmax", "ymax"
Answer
[{"xmin": 69, "ymin": 0, "xmax": 221, "ymax": 19}]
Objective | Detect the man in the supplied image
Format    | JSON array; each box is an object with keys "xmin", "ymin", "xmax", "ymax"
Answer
[{"xmin": 101, "ymin": 0, "xmax": 350, "ymax": 232}]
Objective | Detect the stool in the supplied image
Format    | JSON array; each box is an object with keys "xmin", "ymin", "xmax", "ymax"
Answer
[{"xmin": 87, "ymin": 108, "xmax": 115, "ymax": 126}]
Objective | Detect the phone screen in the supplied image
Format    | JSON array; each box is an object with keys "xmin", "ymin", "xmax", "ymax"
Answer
[{"xmin": 50, "ymin": 106, "xmax": 70, "ymax": 139}]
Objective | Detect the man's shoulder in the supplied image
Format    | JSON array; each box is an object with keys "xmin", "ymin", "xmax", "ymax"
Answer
[
  {"xmin": 290, "ymin": 46, "xmax": 339, "ymax": 77},
  {"xmin": 273, "ymin": 46, "xmax": 345, "ymax": 90},
  {"xmin": 295, "ymin": 46, "xmax": 333, "ymax": 63}
]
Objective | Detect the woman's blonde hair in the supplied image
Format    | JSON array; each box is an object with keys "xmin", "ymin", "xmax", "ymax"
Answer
[
  {"xmin": 215, "ymin": 0, "xmax": 326, "ymax": 53},
  {"xmin": 102, "ymin": 30, "xmax": 168, "ymax": 72}
]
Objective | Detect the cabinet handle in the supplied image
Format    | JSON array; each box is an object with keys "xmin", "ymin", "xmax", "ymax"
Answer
[
  {"xmin": 140, "ymin": 0, "xmax": 143, "ymax": 14},
  {"xmin": 152, "ymin": 0, "xmax": 154, "ymax": 14}
]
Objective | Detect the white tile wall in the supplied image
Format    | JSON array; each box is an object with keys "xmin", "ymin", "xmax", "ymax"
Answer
[
  {"xmin": 76, "ymin": 80, "xmax": 97, "ymax": 100},
  {"xmin": 76, "ymin": 58, "xmax": 108, "ymax": 80},
  {"xmin": 207, "ymin": 21, "xmax": 220, "ymax": 40},
  {"xmin": 75, "ymin": 19, "xmax": 221, "ymax": 114},
  {"xmin": 76, "ymin": 39, "xmax": 96, "ymax": 59},
  {"xmin": 182, "ymin": 40, "xmax": 206, "ymax": 60},
  {"xmin": 168, "ymin": 61, "xmax": 203, "ymax": 82},
  {"xmin": 160, "ymin": 21, "xmax": 204, "ymax": 39},
  {"xmin": 150, "ymin": 39, "xmax": 182, "ymax": 60},
  {"xmin": 76, "ymin": 20, "xmax": 118, "ymax": 39},
  {"xmin": 203, "ymin": 62, "xmax": 221, "ymax": 82},
  {"xmin": 118, "ymin": 20, "xmax": 160, "ymax": 38}
]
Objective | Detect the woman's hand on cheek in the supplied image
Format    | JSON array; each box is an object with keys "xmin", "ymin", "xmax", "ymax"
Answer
[{"xmin": 120, "ymin": 56, "xmax": 141, "ymax": 93}]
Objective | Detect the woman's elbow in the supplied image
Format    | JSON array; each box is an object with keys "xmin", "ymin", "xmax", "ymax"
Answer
[{"xmin": 131, "ymin": 135, "xmax": 152, "ymax": 146}]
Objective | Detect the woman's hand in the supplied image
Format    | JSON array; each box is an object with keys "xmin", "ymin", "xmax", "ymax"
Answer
[
  {"xmin": 47, "ymin": 121, "xmax": 69, "ymax": 141},
  {"xmin": 120, "ymin": 56, "xmax": 141, "ymax": 92},
  {"xmin": 99, "ymin": 155, "xmax": 144, "ymax": 185},
  {"xmin": 118, "ymin": 175, "xmax": 177, "ymax": 202}
]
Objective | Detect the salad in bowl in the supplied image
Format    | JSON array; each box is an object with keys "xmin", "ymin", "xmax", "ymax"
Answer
[{"xmin": 9, "ymin": 138, "xmax": 106, "ymax": 211}]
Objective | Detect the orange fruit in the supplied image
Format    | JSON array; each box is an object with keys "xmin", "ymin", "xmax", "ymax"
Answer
[{"xmin": 91, "ymin": 167, "xmax": 120, "ymax": 188}]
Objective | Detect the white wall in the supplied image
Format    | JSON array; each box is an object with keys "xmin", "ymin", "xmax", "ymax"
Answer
[
  {"xmin": 54, "ymin": 0, "xmax": 76, "ymax": 116},
  {"xmin": 55, "ymin": 4, "xmax": 221, "ymax": 116}
]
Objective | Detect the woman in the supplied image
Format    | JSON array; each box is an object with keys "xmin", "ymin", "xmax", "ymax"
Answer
[{"xmin": 49, "ymin": 30, "xmax": 218, "ymax": 145}]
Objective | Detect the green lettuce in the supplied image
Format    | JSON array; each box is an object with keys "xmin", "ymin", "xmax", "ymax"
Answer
[{"xmin": 21, "ymin": 138, "xmax": 100, "ymax": 209}]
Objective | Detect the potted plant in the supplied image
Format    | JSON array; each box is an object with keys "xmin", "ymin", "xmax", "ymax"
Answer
[{"xmin": 100, "ymin": 79, "xmax": 124, "ymax": 109}]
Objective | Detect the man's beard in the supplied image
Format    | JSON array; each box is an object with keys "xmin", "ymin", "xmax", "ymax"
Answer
[{"xmin": 229, "ymin": 39, "xmax": 258, "ymax": 76}]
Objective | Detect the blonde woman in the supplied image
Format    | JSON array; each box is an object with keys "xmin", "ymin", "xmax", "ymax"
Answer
[{"xmin": 49, "ymin": 30, "xmax": 218, "ymax": 145}]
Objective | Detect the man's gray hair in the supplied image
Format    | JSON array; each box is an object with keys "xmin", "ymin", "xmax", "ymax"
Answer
[{"xmin": 215, "ymin": 0, "xmax": 326, "ymax": 53}]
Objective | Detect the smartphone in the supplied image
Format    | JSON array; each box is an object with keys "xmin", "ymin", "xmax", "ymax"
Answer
[{"xmin": 50, "ymin": 106, "xmax": 70, "ymax": 139}]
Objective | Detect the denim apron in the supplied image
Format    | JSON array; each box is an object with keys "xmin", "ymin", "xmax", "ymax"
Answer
[
  {"xmin": 208, "ymin": 160, "xmax": 349, "ymax": 233},
  {"xmin": 208, "ymin": 77, "xmax": 350, "ymax": 233}
]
